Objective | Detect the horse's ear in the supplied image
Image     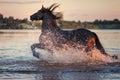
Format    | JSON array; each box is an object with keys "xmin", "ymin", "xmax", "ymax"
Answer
[{"xmin": 42, "ymin": 5, "xmax": 45, "ymax": 10}]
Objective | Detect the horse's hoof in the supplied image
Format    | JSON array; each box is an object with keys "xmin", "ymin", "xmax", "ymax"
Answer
[
  {"xmin": 33, "ymin": 52, "xmax": 40, "ymax": 58},
  {"xmin": 112, "ymin": 55, "xmax": 118, "ymax": 59}
]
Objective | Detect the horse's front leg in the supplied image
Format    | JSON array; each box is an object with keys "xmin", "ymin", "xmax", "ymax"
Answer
[{"xmin": 31, "ymin": 43, "xmax": 43, "ymax": 58}]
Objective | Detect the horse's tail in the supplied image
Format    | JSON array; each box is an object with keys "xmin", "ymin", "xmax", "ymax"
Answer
[
  {"xmin": 93, "ymin": 32, "xmax": 118, "ymax": 59},
  {"xmin": 92, "ymin": 32, "xmax": 107, "ymax": 55}
]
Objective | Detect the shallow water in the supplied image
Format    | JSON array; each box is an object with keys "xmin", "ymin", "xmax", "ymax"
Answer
[{"xmin": 0, "ymin": 30, "xmax": 120, "ymax": 80}]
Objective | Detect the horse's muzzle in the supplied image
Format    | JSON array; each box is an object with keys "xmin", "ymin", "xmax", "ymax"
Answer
[{"xmin": 30, "ymin": 15, "xmax": 34, "ymax": 21}]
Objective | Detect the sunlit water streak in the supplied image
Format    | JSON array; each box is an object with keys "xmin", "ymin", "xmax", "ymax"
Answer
[{"xmin": 0, "ymin": 30, "xmax": 120, "ymax": 80}]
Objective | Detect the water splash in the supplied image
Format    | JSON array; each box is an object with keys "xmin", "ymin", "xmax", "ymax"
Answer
[{"xmin": 35, "ymin": 45, "xmax": 113, "ymax": 64}]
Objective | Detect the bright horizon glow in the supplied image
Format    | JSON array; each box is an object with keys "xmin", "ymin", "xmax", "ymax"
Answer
[{"xmin": 0, "ymin": 0, "xmax": 120, "ymax": 22}]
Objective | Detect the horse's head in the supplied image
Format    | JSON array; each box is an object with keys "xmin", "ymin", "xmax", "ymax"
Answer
[{"xmin": 30, "ymin": 3, "xmax": 61, "ymax": 21}]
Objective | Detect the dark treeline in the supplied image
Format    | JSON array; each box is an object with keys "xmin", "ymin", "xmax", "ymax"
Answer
[
  {"xmin": 0, "ymin": 13, "xmax": 120, "ymax": 29},
  {"xmin": 61, "ymin": 19, "xmax": 120, "ymax": 29},
  {"xmin": 0, "ymin": 13, "xmax": 32, "ymax": 29},
  {"xmin": 93, "ymin": 19, "xmax": 120, "ymax": 29}
]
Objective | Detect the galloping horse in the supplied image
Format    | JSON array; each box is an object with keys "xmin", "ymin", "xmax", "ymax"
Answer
[{"xmin": 30, "ymin": 4, "xmax": 117, "ymax": 59}]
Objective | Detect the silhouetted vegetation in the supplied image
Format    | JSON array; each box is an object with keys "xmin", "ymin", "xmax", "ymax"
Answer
[
  {"xmin": 93, "ymin": 19, "xmax": 120, "ymax": 29},
  {"xmin": 62, "ymin": 21, "xmax": 100, "ymax": 29},
  {"xmin": 0, "ymin": 13, "xmax": 120, "ymax": 29},
  {"xmin": 0, "ymin": 13, "xmax": 33, "ymax": 29}
]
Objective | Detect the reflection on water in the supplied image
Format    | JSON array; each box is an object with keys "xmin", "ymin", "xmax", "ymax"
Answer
[{"xmin": 0, "ymin": 30, "xmax": 120, "ymax": 80}]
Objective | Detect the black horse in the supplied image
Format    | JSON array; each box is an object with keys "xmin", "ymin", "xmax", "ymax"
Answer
[{"xmin": 30, "ymin": 4, "xmax": 117, "ymax": 59}]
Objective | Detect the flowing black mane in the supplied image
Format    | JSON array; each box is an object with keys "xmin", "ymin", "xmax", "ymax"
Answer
[{"xmin": 30, "ymin": 3, "xmax": 118, "ymax": 60}]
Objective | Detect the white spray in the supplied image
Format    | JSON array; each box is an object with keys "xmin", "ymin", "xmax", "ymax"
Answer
[{"xmin": 35, "ymin": 45, "xmax": 112, "ymax": 64}]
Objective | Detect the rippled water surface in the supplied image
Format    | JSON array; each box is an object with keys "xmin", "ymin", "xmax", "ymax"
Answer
[{"xmin": 0, "ymin": 30, "xmax": 120, "ymax": 80}]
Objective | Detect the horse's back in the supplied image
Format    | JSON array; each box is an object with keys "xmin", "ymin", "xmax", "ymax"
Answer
[
  {"xmin": 72, "ymin": 28, "xmax": 95, "ymax": 39},
  {"xmin": 59, "ymin": 28, "xmax": 95, "ymax": 45},
  {"xmin": 73, "ymin": 28, "xmax": 93, "ymax": 35}
]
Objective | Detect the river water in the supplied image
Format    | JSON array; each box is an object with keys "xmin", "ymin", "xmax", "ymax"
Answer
[{"xmin": 0, "ymin": 30, "xmax": 120, "ymax": 80}]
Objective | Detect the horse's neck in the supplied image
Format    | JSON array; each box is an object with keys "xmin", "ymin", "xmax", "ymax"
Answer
[{"xmin": 41, "ymin": 16, "xmax": 60, "ymax": 32}]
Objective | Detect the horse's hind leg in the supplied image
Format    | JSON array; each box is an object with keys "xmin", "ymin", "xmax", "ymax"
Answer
[
  {"xmin": 85, "ymin": 38, "xmax": 95, "ymax": 56},
  {"xmin": 88, "ymin": 38, "xmax": 95, "ymax": 49},
  {"xmin": 31, "ymin": 43, "xmax": 42, "ymax": 58}
]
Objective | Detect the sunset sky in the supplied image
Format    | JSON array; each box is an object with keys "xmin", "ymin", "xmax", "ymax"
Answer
[{"xmin": 0, "ymin": 0, "xmax": 120, "ymax": 21}]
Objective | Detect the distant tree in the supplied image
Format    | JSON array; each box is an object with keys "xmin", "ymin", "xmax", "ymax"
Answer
[
  {"xmin": 0, "ymin": 13, "xmax": 3, "ymax": 23},
  {"xmin": 0, "ymin": 23, "xmax": 2, "ymax": 29},
  {"xmin": 8, "ymin": 16, "xmax": 14, "ymax": 20},
  {"xmin": 0, "ymin": 13, "xmax": 3, "ymax": 19},
  {"xmin": 93, "ymin": 19, "xmax": 99, "ymax": 25},
  {"xmin": 7, "ymin": 16, "xmax": 14, "ymax": 29},
  {"xmin": 113, "ymin": 19, "xmax": 120, "ymax": 24},
  {"xmin": 113, "ymin": 19, "xmax": 119, "ymax": 22},
  {"xmin": 21, "ymin": 18, "xmax": 28, "ymax": 23},
  {"xmin": 77, "ymin": 20, "xmax": 81, "ymax": 24}
]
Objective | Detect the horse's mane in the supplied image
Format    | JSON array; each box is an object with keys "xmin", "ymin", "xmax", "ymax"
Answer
[
  {"xmin": 40, "ymin": 3, "xmax": 58, "ymax": 14},
  {"xmin": 47, "ymin": 3, "xmax": 60, "ymax": 12}
]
